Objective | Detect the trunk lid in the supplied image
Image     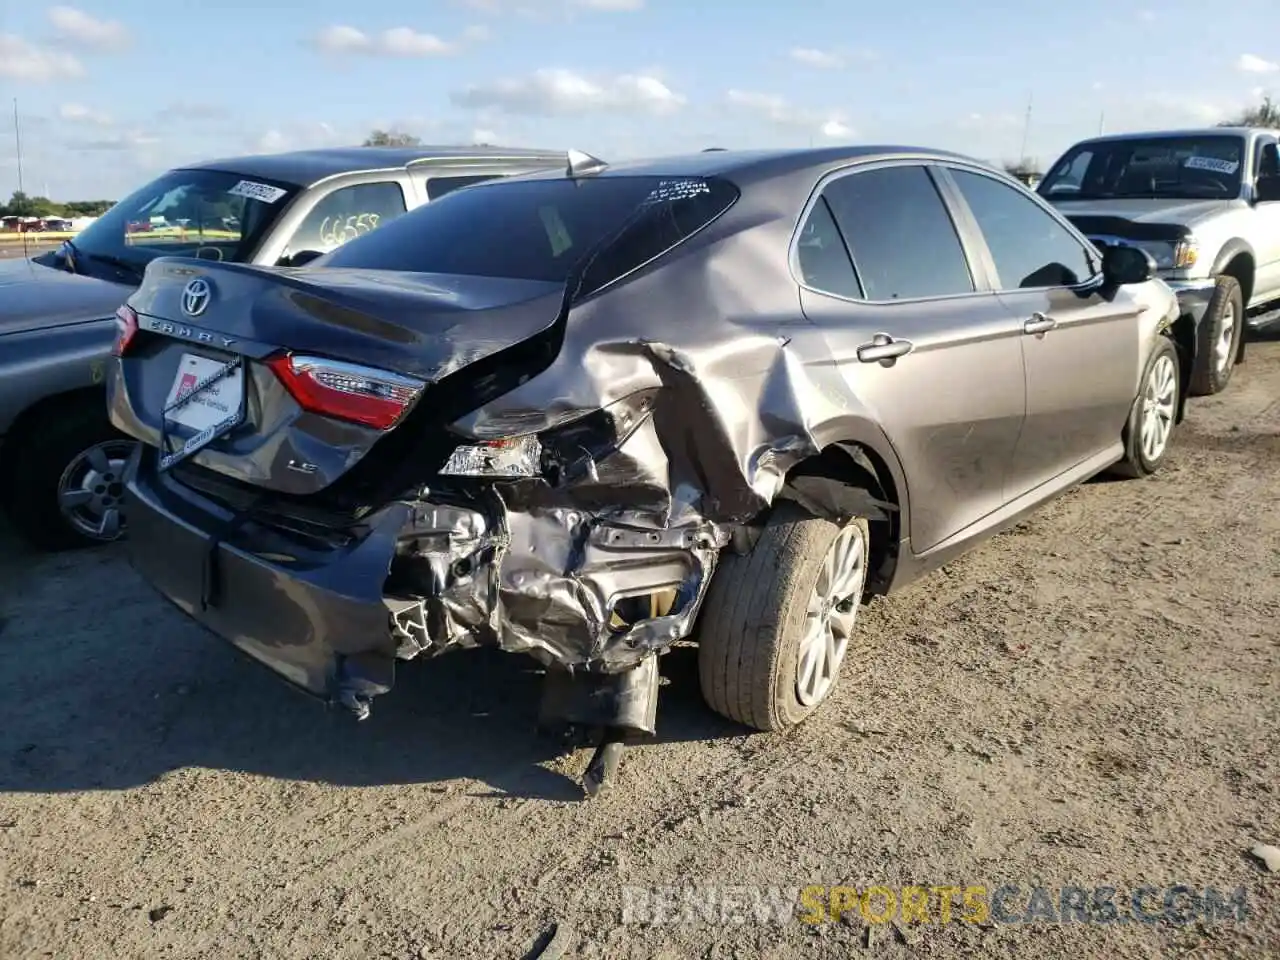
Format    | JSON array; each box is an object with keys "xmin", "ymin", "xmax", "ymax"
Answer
[{"xmin": 110, "ymin": 257, "xmax": 565, "ymax": 497}]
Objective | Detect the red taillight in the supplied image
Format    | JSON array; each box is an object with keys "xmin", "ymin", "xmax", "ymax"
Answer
[
  {"xmin": 267, "ymin": 353, "xmax": 425, "ymax": 430},
  {"xmin": 112, "ymin": 305, "xmax": 139, "ymax": 357}
]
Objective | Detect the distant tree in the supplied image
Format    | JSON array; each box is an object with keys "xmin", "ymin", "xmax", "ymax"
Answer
[
  {"xmin": 1219, "ymin": 95, "xmax": 1280, "ymax": 127},
  {"xmin": 63, "ymin": 199, "xmax": 115, "ymax": 217},
  {"xmin": 0, "ymin": 192, "xmax": 116, "ymax": 218},
  {"xmin": 363, "ymin": 129, "xmax": 421, "ymax": 147},
  {"xmin": 3, "ymin": 190, "xmax": 32, "ymax": 216},
  {"xmin": 1003, "ymin": 158, "xmax": 1043, "ymax": 178}
]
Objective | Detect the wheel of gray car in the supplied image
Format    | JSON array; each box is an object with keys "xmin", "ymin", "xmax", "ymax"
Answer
[
  {"xmin": 1189, "ymin": 275, "xmax": 1243, "ymax": 396},
  {"xmin": 1, "ymin": 399, "xmax": 135, "ymax": 551},
  {"xmin": 696, "ymin": 501, "xmax": 870, "ymax": 731},
  {"xmin": 1110, "ymin": 335, "xmax": 1181, "ymax": 480}
]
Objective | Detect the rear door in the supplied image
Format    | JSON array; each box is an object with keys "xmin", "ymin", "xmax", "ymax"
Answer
[
  {"xmin": 796, "ymin": 161, "xmax": 1027, "ymax": 553},
  {"xmin": 256, "ymin": 175, "xmax": 413, "ymax": 266},
  {"xmin": 937, "ymin": 164, "xmax": 1140, "ymax": 495}
]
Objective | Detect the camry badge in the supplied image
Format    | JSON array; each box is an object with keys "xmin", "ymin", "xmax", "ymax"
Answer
[{"xmin": 182, "ymin": 278, "xmax": 212, "ymax": 317}]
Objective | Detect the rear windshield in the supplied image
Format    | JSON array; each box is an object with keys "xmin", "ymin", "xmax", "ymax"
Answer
[{"xmin": 319, "ymin": 174, "xmax": 739, "ymax": 294}]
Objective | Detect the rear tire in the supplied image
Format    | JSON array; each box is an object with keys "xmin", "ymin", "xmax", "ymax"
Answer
[
  {"xmin": 1188, "ymin": 275, "xmax": 1243, "ymax": 396},
  {"xmin": 1110, "ymin": 336, "xmax": 1180, "ymax": 479},
  {"xmin": 697, "ymin": 501, "xmax": 870, "ymax": 731},
  {"xmin": 1, "ymin": 399, "xmax": 135, "ymax": 552}
]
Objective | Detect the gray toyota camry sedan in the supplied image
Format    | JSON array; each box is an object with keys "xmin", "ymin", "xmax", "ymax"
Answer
[{"xmin": 106, "ymin": 146, "xmax": 1185, "ymax": 793}]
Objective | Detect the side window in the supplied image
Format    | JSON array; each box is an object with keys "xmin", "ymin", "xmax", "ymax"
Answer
[
  {"xmin": 426, "ymin": 173, "xmax": 503, "ymax": 200},
  {"xmin": 577, "ymin": 177, "xmax": 739, "ymax": 296},
  {"xmin": 949, "ymin": 169, "xmax": 1094, "ymax": 289},
  {"xmin": 821, "ymin": 165, "xmax": 975, "ymax": 300},
  {"xmin": 795, "ymin": 197, "xmax": 863, "ymax": 299},
  {"xmin": 1256, "ymin": 139, "xmax": 1279, "ymax": 179},
  {"xmin": 284, "ymin": 181, "xmax": 407, "ymax": 256}
]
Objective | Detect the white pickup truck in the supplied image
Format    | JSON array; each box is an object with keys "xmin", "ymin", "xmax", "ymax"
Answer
[{"xmin": 1038, "ymin": 126, "xmax": 1280, "ymax": 395}]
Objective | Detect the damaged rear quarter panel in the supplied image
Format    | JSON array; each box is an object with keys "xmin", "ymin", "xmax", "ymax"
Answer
[{"xmin": 406, "ymin": 173, "xmax": 903, "ymax": 673}]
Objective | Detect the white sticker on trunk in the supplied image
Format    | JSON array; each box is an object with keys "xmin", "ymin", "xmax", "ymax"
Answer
[
  {"xmin": 227, "ymin": 179, "xmax": 288, "ymax": 204},
  {"xmin": 1184, "ymin": 156, "xmax": 1239, "ymax": 175}
]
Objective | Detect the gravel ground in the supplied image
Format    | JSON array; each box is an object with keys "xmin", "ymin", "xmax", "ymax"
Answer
[{"xmin": 1, "ymin": 337, "xmax": 1278, "ymax": 960}]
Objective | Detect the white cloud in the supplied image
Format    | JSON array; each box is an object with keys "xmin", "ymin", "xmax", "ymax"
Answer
[
  {"xmin": 725, "ymin": 89, "xmax": 853, "ymax": 138},
  {"xmin": 790, "ymin": 47, "xmax": 843, "ymax": 69},
  {"xmin": 0, "ymin": 34, "xmax": 85, "ymax": 81},
  {"xmin": 1237, "ymin": 53, "xmax": 1279, "ymax": 74},
  {"xmin": 472, "ymin": 128, "xmax": 501, "ymax": 143},
  {"xmin": 250, "ymin": 121, "xmax": 343, "ymax": 154},
  {"xmin": 155, "ymin": 101, "xmax": 231, "ymax": 123},
  {"xmin": 381, "ymin": 27, "xmax": 452, "ymax": 57},
  {"xmin": 460, "ymin": 0, "xmax": 642, "ymax": 12},
  {"xmin": 59, "ymin": 103, "xmax": 112, "ymax": 125},
  {"xmin": 451, "ymin": 68, "xmax": 685, "ymax": 116},
  {"xmin": 48, "ymin": 6, "xmax": 130, "ymax": 51},
  {"xmin": 958, "ymin": 111, "xmax": 1021, "ymax": 131},
  {"xmin": 311, "ymin": 23, "xmax": 493, "ymax": 56},
  {"xmin": 314, "ymin": 25, "xmax": 372, "ymax": 53},
  {"xmin": 67, "ymin": 130, "xmax": 160, "ymax": 151}
]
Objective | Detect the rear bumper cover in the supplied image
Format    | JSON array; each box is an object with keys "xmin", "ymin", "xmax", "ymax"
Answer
[
  {"xmin": 124, "ymin": 445, "xmax": 408, "ymax": 713},
  {"xmin": 124, "ymin": 444, "xmax": 723, "ymax": 717}
]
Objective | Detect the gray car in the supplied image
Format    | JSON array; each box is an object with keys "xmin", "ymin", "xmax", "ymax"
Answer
[
  {"xmin": 106, "ymin": 146, "xmax": 1184, "ymax": 794},
  {"xmin": 0, "ymin": 145, "xmax": 569, "ymax": 550}
]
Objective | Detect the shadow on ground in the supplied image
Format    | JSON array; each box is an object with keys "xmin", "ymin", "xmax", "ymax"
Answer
[{"xmin": 0, "ymin": 529, "xmax": 739, "ymax": 800}]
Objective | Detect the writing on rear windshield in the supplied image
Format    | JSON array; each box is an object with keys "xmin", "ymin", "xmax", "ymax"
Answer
[{"xmin": 642, "ymin": 179, "xmax": 711, "ymax": 205}]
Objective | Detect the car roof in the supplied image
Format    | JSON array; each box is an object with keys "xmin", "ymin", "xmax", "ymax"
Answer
[
  {"xmin": 1067, "ymin": 126, "xmax": 1274, "ymax": 148},
  {"xmin": 177, "ymin": 145, "xmax": 570, "ymax": 188},
  {"xmin": 515, "ymin": 144, "xmax": 998, "ymax": 186}
]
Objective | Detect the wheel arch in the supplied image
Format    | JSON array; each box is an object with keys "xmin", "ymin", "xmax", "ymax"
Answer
[
  {"xmin": 0, "ymin": 386, "xmax": 110, "ymax": 493},
  {"xmin": 3, "ymin": 385, "xmax": 108, "ymax": 449},
  {"xmin": 780, "ymin": 437, "xmax": 906, "ymax": 595},
  {"xmin": 1211, "ymin": 241, "xmax": 1256, "ymax": 304}
]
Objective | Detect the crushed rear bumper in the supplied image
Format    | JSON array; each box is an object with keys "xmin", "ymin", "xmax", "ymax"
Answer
[
  {"xmin": 123, "ymin": 445, "xmax": 409, "ymax": 716},
  {"xmin": 123, "ymin": 443, "xmax": 723, "ymax": 722}
]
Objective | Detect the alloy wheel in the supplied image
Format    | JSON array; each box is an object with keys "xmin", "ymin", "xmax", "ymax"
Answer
[
  {"xmin": 1140, "ymin": 354, "xmax": 1178, "ymax": 463},
  {"xmin": 56, "ymin": 439, "xmax": 136, "ymax": 541},
  {"xmin": 796, "ymin": 522, "xmax": 867, "ymax": 707}
]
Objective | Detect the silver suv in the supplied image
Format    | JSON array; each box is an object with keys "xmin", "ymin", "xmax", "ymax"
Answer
[{"xmin": 1039, "ymin": 126, "xmax": 1280, "ymax": 395}]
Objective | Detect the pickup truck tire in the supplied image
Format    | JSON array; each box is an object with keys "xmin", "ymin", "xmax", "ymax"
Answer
[
  {"xmin": 1, "ymin": 399, "xmax": 134, "ymax": 551},
  {"xmin": 1189, "ymin": 275, "xmax": 1243, "ymax": 396},
  {"xmin": 1110, "ymin": 335, "xmax": 1181, "ymax": 479},
  {"xmin": 697, "ymin": 502, "xmax": 870, "ymax": 731}
]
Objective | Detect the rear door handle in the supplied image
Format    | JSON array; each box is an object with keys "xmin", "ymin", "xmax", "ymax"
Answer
[
  {"xmin": 1023, "ymin": 312, "xmax": 1057, "ymax": 335},
  {"xmin": 856, "ymin": 333, "xmax": 914, "ymax": 365}
]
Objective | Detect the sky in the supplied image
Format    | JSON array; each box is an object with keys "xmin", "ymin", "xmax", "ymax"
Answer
[{"xmin": 2, "ymin": 0, "xmax": 1279, "ymax": 201}]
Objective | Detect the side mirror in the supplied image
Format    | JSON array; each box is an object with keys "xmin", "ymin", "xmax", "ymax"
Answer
[
  {"xmin": 1102, "ymin": 243, "xmax": 1156, "ymax": 286},
  {"xmin": 1256, "ymin": 176, "xmax": 1280, "ymax": 203},
  {"xmin": 279, "ymin": 249, "xmax": 324, "ymax": 267}
]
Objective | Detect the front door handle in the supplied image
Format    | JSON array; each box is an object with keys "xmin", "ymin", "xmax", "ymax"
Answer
[
  {"xmin": 1023, "ymin": 312, "xmax": 1057, "ymax": 335},
  {"xmin": 856, "ymin": 333, "xmax": 914, "ymax": 365}
]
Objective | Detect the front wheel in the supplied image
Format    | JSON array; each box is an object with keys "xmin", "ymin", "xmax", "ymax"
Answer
[
  {"xmin": 1110, "ymin": 336, "xmax": 1181, "ymax": 479},
  {"xmin": 697, "ymin": 502, "xmax": 871, "ymax": 731},
  {"xmin": 1188, "ymin": 275, "xmax": 1243, "ymax": 396}
]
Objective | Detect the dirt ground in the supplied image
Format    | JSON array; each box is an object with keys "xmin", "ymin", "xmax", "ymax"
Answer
[{"xmin": 1, "ymin": 338, "xmax": 1277, "ymax": 960}]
